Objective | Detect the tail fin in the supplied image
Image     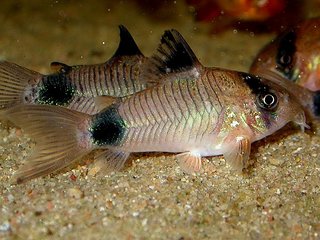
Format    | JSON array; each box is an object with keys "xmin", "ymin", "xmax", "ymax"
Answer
[
  {"xmin": 4, "ymin": 104, "xmax": 93, "ymax": 183},
  {"xmin": 0, "ymin": 61, "xmax": 42, "ymax": 110}
]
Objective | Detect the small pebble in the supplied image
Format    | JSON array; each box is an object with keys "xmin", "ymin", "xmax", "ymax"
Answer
[
  {"xmin": 87, "ymin": 166, "xmax": 101, "ymax": 176},
  {"xmin": 67, "ymin": 188, "xmax": 84, "ymax": 199},
  {"xmin": 269, "ymin": 157, "xmax": 284, "ymax": 166},
  {"xmin": 0, "ymin": 221, "xmax": 11, "ymax": 232}
]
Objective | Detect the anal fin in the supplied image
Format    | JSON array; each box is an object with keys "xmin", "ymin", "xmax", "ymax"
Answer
[
  {"xmin": 176, "ymin": 152, "xmax": 202, "ymax": 174},
  {"xmin": 92, "ymin": 149, "xmax": 130, "ymax": 174}
]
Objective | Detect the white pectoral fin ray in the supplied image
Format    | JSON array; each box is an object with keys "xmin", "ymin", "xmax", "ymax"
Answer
[
  {"xmin": 93, "ymin": 149, "xmax": 130, "ymax": 173},
  {"xmin": 223, "ymin": 136, "xmax": 251, "ymax": 172},
  {"xmin": 176, "ymin": 152, "xmax": 202, "ymax": 174}
]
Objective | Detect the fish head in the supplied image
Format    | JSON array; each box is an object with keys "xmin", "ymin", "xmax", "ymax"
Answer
[
  {"xmin": 250, "ymin": 18, "xmax": 320, "ymax": 92},
  {"xmin": 240, "ymin": 73, "xmax": 308, "ymax": 141},
  {"xmin": 250, "ymin": 28, "xmax": 299, "ymax": 86}
]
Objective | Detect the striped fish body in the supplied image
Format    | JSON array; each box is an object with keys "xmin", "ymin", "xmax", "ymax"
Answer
[
  {"xmin": 64, "ymin": 55, "xmax": 146, "ymax": 98},
  {"xmin": 99, "ymin": 68, "xmax": 306, "ymax": 155},
  {"xmin": 0, "ymin": 25, "xmax": 147, "ymax": 114},
  {"xmin": 38, "ymin": 54, "xmax": 147, "ymax": 114},
  {"xmin": 117, "ymin": 69, "xmax": 225, "ymax": 154}
]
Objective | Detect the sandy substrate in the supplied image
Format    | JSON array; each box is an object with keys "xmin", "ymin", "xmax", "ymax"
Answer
[{"xmin": 0, "ymin": 1, "xmax": 319, "ymax": 239}]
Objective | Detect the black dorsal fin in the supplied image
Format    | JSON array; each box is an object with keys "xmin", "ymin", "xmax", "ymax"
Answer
[
  {"xmin": 152, "ymin": 29, "xmax": 200, "ymax": 74},
  {"xmin": 50, "ymin": 62, "xmax": 72, "ymax": 74},
  {"xmin": 111, "ymin": 25, "xmax": 143, "ymax": 58}
]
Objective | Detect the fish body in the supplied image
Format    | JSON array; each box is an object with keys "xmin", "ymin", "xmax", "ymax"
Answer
[
  {"xmin": 4, "ymin": 29, "xmax": 307, "ymax": 183},
  {"xmin": 250, "ymin": 18, "xmax": 320, "ymax": 119},
  {"xmin": 0, "ymin": 25, "xmax": 147, "ymax": 114},
  {"xmin": 114, "ymin": 69, "xmax": 301, "ymax": 154}
]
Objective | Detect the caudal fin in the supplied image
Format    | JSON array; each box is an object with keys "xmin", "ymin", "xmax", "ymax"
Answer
[
  {"xmin": 0, "ymin": 61, "xmax": 42, "ymax": 110},
  {"xmin": 4, "ymin": 104, "xmax": 93, "ymax": 183}
]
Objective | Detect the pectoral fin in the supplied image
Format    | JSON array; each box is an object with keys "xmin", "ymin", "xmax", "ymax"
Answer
[
  {"xmin": 176, "ymin": 152, "xmax": 202, "ymax": 174},
  {"xmin": 223, "ymin": 136, "xmax": 251, "ymax": 172}
]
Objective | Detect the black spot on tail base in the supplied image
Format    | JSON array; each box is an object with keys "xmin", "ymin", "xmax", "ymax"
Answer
[
  {"xmin": 313, "ymin": 90, "xmax": 320, "ymax": 117},
  {"xmin": 37, "ymin": 73, "xmax": 76, "ymax": 106},
  {"xmin": 90, "ymin": 106, "xmax": 126, "ymax": 146}
]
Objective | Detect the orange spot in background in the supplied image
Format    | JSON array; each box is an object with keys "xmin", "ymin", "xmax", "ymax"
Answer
[
  {"xmin": 187, "ymin": 0, "xmax": 287, "ymax": 22},
  {"xmin": 217, "ymin": 0, "xmax": 287, "ymax": 20}
]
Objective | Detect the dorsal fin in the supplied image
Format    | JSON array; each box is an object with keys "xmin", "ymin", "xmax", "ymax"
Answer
[
  {"xmin": 111, "ymin": 25, "xmax": 143, "ymax": 58},
  {"xmin": 50, "ymin": 62, "xmax": 72, "ymax": 74},
  {"xmin": 152, "ymin": 29, "xmax": 201, "ymax": 74}
]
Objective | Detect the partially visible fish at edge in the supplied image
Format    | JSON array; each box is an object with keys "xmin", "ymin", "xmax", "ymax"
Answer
[
  {"xmin": 250, "ymin": 17, "xmax": 320, "ymax": 119},
  {"xmin": 4, "ymin": 28, "xmax": 308, "ymax": 183},
  {"xmin": 0, "ymin": 25, "xmax": 148, "ymax": 115}
]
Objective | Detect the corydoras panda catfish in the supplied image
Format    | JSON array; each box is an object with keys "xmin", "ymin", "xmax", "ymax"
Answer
[
  {"xmin": 5, "ymin": 29, "xmax": 308, "ymax": 183},
  {"xmin": 250, "ymin": 18, "xmax": 320, "ymax": 119},
  {"xmin": 250, "ymin": 18, "xmax": 320, "ymax": 92},
  {"xmin": 0, "ymin": 25, "xmax": 147, "ymax": 115}
]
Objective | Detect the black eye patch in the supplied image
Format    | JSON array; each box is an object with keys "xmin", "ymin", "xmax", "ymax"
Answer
[
  {"xmin": 276, "ymin": 30, "xmax": 297, "ymax": 80},
  {"xmin": 240, "ymin": 73, "xmax": 279, "ymax": 111}
]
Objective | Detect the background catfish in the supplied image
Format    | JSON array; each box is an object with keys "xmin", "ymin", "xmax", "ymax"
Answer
[
  {"xmin": 0, "ymin": 25, "xmax": 148, "ymax": 114},
  {"xmin": 250, "ymin": 18, "xmax": 320, "ymax": 119}
]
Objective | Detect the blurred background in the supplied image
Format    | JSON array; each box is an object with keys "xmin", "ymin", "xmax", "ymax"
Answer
[
  {"xmin": 0, "ymin": 1, "xmax": 320, "ymax": 239},
  {"xmin": 1, "ymin": 0, "xmax": 319, "ymax": 71}
]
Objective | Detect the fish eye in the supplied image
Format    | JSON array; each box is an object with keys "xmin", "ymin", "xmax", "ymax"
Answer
[
  {"xmin": 279, "ymin": 54, "xmax": 292, "ymax": 66},
  {"xmin": 276, "ymin": 30, "xmax": 296, "ymax": 78},
  {"xmin": 257, "ymin": 92, "xmax": 278, "ymax": 110}
]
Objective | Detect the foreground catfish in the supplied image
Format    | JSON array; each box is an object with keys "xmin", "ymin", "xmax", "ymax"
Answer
[
  {"xmin": 5, "ymin": 29, "xmax": 308, "ymax": 183},
  {"xmin": 0, "ymin": 25, "xmax": 147, "ymax": 114}
]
